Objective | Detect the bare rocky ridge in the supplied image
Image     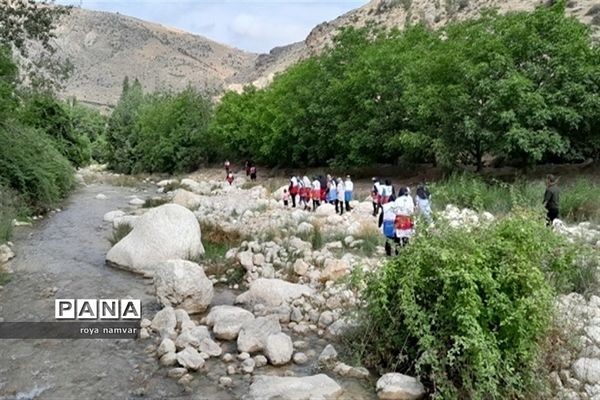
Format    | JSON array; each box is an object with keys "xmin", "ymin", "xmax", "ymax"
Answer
[
  {"xmin": 52, "ymin": 8, "xmax": 257, "ymax": 109},
  {"xmin": 51, "ymin": 1, "xmax": 599, "ymax": 107}
]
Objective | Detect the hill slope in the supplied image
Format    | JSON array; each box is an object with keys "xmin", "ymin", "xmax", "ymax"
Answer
[
  {"xmin": 52, "ymin": 8, "xmax": 258, "ymax": 108},
  {"xmin": 251, "ymin": 0, "xmax": 600, "ymax": 86},
  {"xmin": 51, "ymin": 1, "xmax": 600, "ymax": 105}
]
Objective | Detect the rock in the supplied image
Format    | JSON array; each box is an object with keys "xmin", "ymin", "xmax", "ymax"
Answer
[
  {"xmin": 157, "ymin": 338, "xmax": 176, "ymax": 357},
  {"xmin": 219, "ymin": 376, "xmax": 233, "ymax": 387},
  {"xmin": 573, "ymin": 358, "xmax": 600, "ymax": 384},
  {"xmin": 167, "ymin": 367, "xmax": 187, "ymax": 379},
  {"xmin": 318, "ymin": 311, "xmax": 334, "ymax": 328},
  {"xmin": 103, "ymin": 210, "xmax": 125, "ymax": 222},
  {"xmin": 333, "ymin": 362, "xmax": 369, "ymax": 379},
  {"xmin": 315, "ymin": 203, "xmax": 336, "ymax": 217},
  {"xmin": 235, "ymin": 278, "xmax": 314, "ymax": 307},
  {"xmin": 129, "ymin": 197, "xmax": 145, "ymax": 206},
  {"xmin": 205, "ymin": 305, "xmax": 255, "ymax": 340},
  {"xmin": 264, "ymin": 332, "xmax": 293, "ymax": 365},
  {"xmin": 95, "ymin": 193, "xmax": 107, "ymax": 200},
  {"xmin": 175, "ymin": 326, "xmax": 211, "ymax": 349},
  {"xmin": 159, "ymin": 352, "xmax": 177, "ymax": 366},
  {"xmin": 318, "ymin": 344, "xmax": 338, "ymax": 369},
  {"xmin": 157, "ymin": 179, "xmax": 178, "ymax": 187},
  {"xmin": 244, "ymin": 374, "xmax": 343, "ymax": 400},
  {"xmin": 237, "ymin": 316, "xmax": 281, "ymax": 353},
  {"xmin": 106, "ymin": 204, "xmax": 204, "ymax": 276},
  {"xmin": 151, "ymin": 306, "xmax": 177, "ymax": 339},
  {"xmin": 291, "ymin": 307, "xmax": 303, "ymax": 323},
  {"xmin": 253, "ymin": 355, "xmax": 268, "ymax": 368},
  {"xmin": 293, "ymin": 259, "xmax": 309, "ymax": 276},
  {"xmin": 325, "ymin": 241, "xmax": 343, "ymax": 250},
  {"xmin": 238, "ymin": 250, "xmax": 254, "ymax": 271},
  {"xmin": 199, "ymin": 338, "xmax": 222, "ymax": 357},
  {"xmin": 238, "ymin": 352, "xmax": 251, "ymax": 361},
  {"xmin": 376, "ymin": 373, "xmax": 426, "ymax": 400},
  {"xmin": 172, "ymin": 189, "xmax": 202, "ymax": 209},
  {"xmin": 253, "ymin": 253, "xmax": 265, "ymax": 266},
  {"xmin": 178, "ymin": 373, "xmax": 194, "ymax": 385},
  {"xmin": 321, "ymin": 259, "xmax": 350, "ymax": 282},
  {"xmin": 293, "ymin": 352, "xmax": 308, "ymax": 364},
  {"xmin": 227, "ymin": 365, "xmax": 237, "ymax": 375},
  {"xmin": 242, "ymin": 357, "xmax": 256, "ymax": 374},
  {"xmin": 174, "ymin": 309, "xmax": 191, "ymax": 330},
  {"xmin": 153, "ymin": 260, "xmax": 213, "ymax": 314},
  {"xmin": 180, "ymin": 178, "xmax": 201, "ymax": 192},
  {"xmin": 176, "ymin": 347, "xmax": 205, "ymax": 370},
  {"xmin": 0, "ymin": 244, "xmax": 15, "ymax": 264},
  {"xmin": 139, "ymin": 328, "xmax": 150, "ymax": 339},
  {"xmin": 140, "ymin": 318, "xmax": 152, "ymax": 328}
]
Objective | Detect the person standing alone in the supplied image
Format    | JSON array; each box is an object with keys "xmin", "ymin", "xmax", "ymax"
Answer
[
  {"xmin": 544, "ymin": 174, "xmax": 560, "ymax": 225},
  {"xmin": 344, "ymin": 175, "xmax": 353, "ymax": 212}
]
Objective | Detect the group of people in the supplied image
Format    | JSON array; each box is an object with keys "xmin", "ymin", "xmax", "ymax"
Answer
[
  {"xmin": 284, "ymin": 175, "xmax": 354, "ymax": 215},
  {"xmin": 224, "ymin": 160, "xmax": 257, "ymax": 185},
  {"xmin": 372, "ymin": 178, "xmax": 433, "ymax": 256}
]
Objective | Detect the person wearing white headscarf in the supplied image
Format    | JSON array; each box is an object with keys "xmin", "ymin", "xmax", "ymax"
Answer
[{"xmin": 394, "ymin": 186, "xmax": 415, "ymax": 246}]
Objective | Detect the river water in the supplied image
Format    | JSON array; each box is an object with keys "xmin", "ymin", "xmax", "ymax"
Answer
[{"xmin": 0, "ymin": 184, "xmax": 375, "ymax": 400}]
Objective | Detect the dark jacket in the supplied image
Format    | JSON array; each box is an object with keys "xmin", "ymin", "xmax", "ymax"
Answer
[{"xmin": 544, "ymin": 185, "xmax": 560, "ymax": 210}]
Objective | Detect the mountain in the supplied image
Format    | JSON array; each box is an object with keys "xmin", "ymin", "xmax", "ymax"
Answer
[
  {"xmin": 51, "ymin": 1, "xmax": 599, "ymax": 107},
  {"xmin": 52, "ymin": 8, "xmax": 258, "ymax": 109},
  {"xmin": 251, "ymin": 0, "xmax": 600, "ymax": 87}
]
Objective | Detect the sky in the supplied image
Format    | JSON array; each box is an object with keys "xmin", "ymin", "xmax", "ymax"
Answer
[{"xmin": 55, "ymin": 0, "xmax": 367, "ymax": 53}]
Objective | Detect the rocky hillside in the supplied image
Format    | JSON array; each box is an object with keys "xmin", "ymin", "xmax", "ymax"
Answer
[
  {"xmin": 250, "ymin": 0, "xmax": 600, "ymax": 86},
  {"xmin": 51, "ymin": 1, "xmax": 599, "ymax": 106},
  {"xmin": 52, "ymin": 8, "xmax": 257, "ymax": 109}
]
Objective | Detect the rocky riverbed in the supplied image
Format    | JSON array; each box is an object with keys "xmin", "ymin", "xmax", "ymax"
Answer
[{"xmin": 1, "ymin": 166, "xmax": 600, "ymax": 399}]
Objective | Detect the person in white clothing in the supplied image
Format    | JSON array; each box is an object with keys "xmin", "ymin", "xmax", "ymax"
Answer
[
  {"xmin": 394, "ymin": 186, "xmax": 415, "ymax": 247},
  {"xmin": 311, "ymin": 177, "xmax": 321, "ymax": 211},
  {"xmin": 344, "ymin": 175, "xmax": 354, "ymax": 212},
  {"xmin": 336, "ymin": 178, "xmax": 345, "ymax": 215}
]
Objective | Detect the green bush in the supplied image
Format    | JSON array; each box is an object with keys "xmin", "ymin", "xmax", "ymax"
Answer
[
  {"xmin": 18, "ymin": 92, "xmax": 92, "ymax": 167},
  {"xmin": 431, "ymin": 174, "xmax": 600, "ymax": 222},
  {"xmin": 354, "ymin": 211, "xmax": 571, "ymax": 399},
  {"xmin": 0, "ymin": 122, "xmax": 75, "ymax": 211},
  {"xmin": 0, "ymin": 185, "xmax": 21, "ymax": 243}
]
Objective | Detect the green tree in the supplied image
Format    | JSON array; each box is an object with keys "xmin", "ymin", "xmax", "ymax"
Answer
[
  {"xmin": 105, "ymin": 77, "xmax": 144, "ymax": 173},
  {"xmin": 132, "ymin": 87, "xmax": 214, "ymax": 173}
]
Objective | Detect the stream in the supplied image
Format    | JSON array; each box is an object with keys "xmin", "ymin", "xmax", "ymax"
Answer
[{"xmin": 0, "ymin": 183, "xmax": 375, "ymax": 399}]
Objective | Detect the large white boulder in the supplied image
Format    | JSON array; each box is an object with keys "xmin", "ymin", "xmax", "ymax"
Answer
[
  {"xmin": 376, "ymin": 373, "xmax": 426, "ymax": 400},
  {"xmin": 205, "ymin": 305, "xmax": 255, "ymax": 340},
  {"xmin": 237, "ymin": 316, "xmax": 281, "ymax": 353},
  {"xmin": 106, "ymin": 204, "xmax": 204, "ymax": 276},
  {"xmin": 172, "ymin": 189, "xmax": 202, "ymax": 210},
  {"xmin": 153, "ymin": 260, "xmax": 213, "ymax": 314},
  {"xmin": 243, "ymin": 374, "xmax": 343, "ymax": 400},
  {"xmin": 264, "ymin": 332, "xmax": 293, "ymax": 365},
  {"xmin": 235, "ymin": 279, "xmax": 314, "ymax": 307}
]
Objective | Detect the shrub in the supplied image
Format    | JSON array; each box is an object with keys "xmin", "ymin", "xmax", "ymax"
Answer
[
  {"xmin": 108, "ymin": 223, "xmax": 133, "ymax": 246},
  {"xmin": 0, "ymin": 122, "xmax": 75, "ymax": 211},
  {"xmin": 142, "ymin": 197, "xmax": 169, "ymax": 208},
  {"xmin": 0, "ymin": 185, "xmax": 21, "ymax": 243},
  {"xmin": 354, "ymin": 211, "xmax": 569, "ymax": 399}
]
